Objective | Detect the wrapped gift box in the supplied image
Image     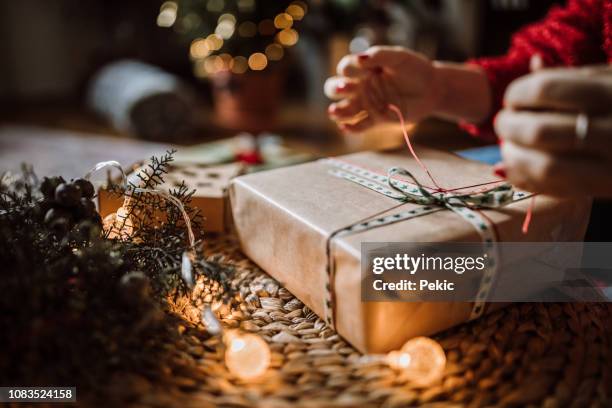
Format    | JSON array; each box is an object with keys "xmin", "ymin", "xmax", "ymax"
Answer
[
  {"xmin": 99, "ymin": 162, "xmax": 244, "ymax": 233},
  {"xmin": 229, "ymin": 147, "xmax": 591, "ymax": 353}
]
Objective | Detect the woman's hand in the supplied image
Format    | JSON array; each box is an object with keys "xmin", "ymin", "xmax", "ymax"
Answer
[
  {"xmin": 324, "ymin": 46, "xmax": 439, "ymax": 132},
  {"xmin": 325, "ymin": 46, "xmax": 492, "ymax": 133},
  {"xmin": 495, "ymin": 65, "xmax": 612, "ymax": 197}
]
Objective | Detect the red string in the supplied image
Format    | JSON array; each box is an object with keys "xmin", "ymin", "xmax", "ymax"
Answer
[
  {"xmin": 388, "ymin": 104, "xmax": 445, "ymax": 192},
  {"xmin": 387, "ymin": 103, "xmax": 533, "ymax": 235},
  {"xmin": 522, "ymin": 196, "xmax": 536, "ymax": 234}
]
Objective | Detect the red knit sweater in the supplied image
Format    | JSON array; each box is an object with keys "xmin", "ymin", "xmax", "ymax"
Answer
[{"xmin": 463, "ymin": 0, "xmax": 612, "ymax": 141}]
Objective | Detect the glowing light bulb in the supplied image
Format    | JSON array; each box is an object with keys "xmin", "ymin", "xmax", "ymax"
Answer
[
  {"xmin": 190, "ymin": 38, "xmax": 210, "ymax": 59},
  {"xmin": 386, "ymin": 337, "xmax": 446, "ymax": 387},
  {"xmin": 248, "ymin": 53, "xmax": 268, "ymax": 71},
  {"xmin": 103, "ymin": 206, "xmax": 134, "ymax": 240},
  {"xmin": 265, "ymin": 44, "xmax": 284, "ymax": 61},
  {"xmin": 231, "ymin": 56, "xmax": 248, "ymax": 74},
  {"xmin": 286, "ymin": 4, "xmax": 305, "ymax": 21},
  {"xmin": 277, "ymin": 29, "xmax": 298, "ymax": 47},
  {"xmin": 274, "ymin": 13, "xmax": 293, "ymax": 29},
  {"xmin": 224, "ymin": 331, "xmax": 270, "ymax": 380}
]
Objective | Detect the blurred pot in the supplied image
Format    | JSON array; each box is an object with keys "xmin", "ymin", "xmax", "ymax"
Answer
[{"xmin": 210, "ymin": 68, "xmax": 284, "ymax": 133}]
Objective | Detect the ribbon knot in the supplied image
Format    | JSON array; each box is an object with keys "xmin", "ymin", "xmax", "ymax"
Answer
[{"xmin": 386, "ymin": 167, "xmax": 515, "ymax": 211}]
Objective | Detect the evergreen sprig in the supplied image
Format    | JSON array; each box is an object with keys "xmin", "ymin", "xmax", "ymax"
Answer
[{"xmin": 0, "ymin": 151, "xmax": 235, "ymax": 391}]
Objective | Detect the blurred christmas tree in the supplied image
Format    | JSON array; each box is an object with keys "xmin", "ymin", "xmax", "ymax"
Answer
[{"xmin": 157, "ymin": 0, "xmax": 308, "ymax": 77}]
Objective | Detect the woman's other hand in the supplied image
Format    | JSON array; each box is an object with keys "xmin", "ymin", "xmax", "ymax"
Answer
[{"xmin": 495, "ymin": 65, "xmax": 612, "ymax": 197}]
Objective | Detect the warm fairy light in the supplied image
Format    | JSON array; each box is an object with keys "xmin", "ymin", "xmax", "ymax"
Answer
[
  {"xmin": 205, "ymin": 34, "xmax": 224, "ymax": 51},
  {"xmin": 201, "ymin": 55, "xmax": 224, "ymax": 74},
  {"xmin": 237, "ymin": 0, "xmax": 255, "ymax": 13},
  {"xmin": 248, "ymin": 53, "xmax": 268, "ymax": 71},
  {"xmin": 206, "ymin": 0, "xmax": 224, "ymax": 13},
  {"xmin": 187, "ymin": 0, "xmax": 307, "ymax": 76},
  {"xmin": 157, "ymin": 1, "xmax": 178, "ymax": 27},
  {"xmin": 238, "ymin": 21, "xmax": 257, "ymax": 37},
  {"xmin": 277, "ymin": 28, "xmax": 298, "ymax": 46},
  {"xmin": 218, "ymin": 13, "xmax": 236, "ymax": 24},
  {"xmin": 103, "ymin": 206, "xmax": 134, "ymax": 240},
  {"xmin": 274, "ymin": 13, "xmax": 293, "ymax": 29},
  {"xmin": 219, "ymin": 53, "xmax": 232, "ymax": 70},
  {"xmin": 231, "ymin": 56, "xmax": 248, "ymax": 74},
  {"xmin": 286, "ymin": 4, "xmax": 305, "ymax": 20},
  {"xmin": 291, "ymin": 1, "xmax": 308, "ymax": 13},
  {"xmin": 193, "ymin": 59, "xmax": 207, "ymax": 78},
  {"xmin": 265, "ymin": 43, "xmax": 284, "ymax": 61},
  {"xmin": 190, "ymin": 38, "xmax": 210, "ymax": 59},
  {"xmin": 386, "ymin": 337, "xmax": 446, "ymax": 387},
  {"xmin": 215, "ymin": 16, "xmax": 235, "ymax": 40},
  {"xmin": 224, "ymin": 331, "xmax": 271, "ymax": 380},
  {"xmin": 180, "ymin": 13, "xmax": 202, "ymax": 31},
  {"xmin": 258, "ymin": 19, "xmax": 276, "ymax": 36}
]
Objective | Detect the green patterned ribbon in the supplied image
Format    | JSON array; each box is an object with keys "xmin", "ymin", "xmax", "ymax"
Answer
[{"xmin": 322, "ymin": 158, "xmax": 531, "ymax": 330}]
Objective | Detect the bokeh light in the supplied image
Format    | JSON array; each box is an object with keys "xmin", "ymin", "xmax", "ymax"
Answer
[
  {"xmin": 248, "ymin": 53, "xmax": 268, "ymax": 71},
  {"xmin": 190, "ymin": 38, "xmax": 210, "ymax": 59},
  {"xmin": 238, "ymin": 21, "xmax": 257, "ymax": 37},
  {"xmin": 156, "ymin": 1, "xmax": 178, "ymax": 27},
  {"xmin": 277, "ymin": 28, "xmax": 299, "ymax": 46},
  {"xmin": 265, "ymin": 44, "xmax": 284, "ymax": 61},
  {"xmin": 286, "ymin": 3, "xmax": 305, "ymax": 21},
  {"xmin": 231, "ymin": 56, "xmax": 248, "ymax": 74},
  {"xmin": 237, "ymin": 0, "xmax": 255, "ymax": 13},
  {"xmin": 274, "ymin": 13, "xmax": 293, "ymax": 29},
  {"xmin": 206, "ymin": 0, "xmax": 224, "ymax": 13},
  {"xmin": 224, "ymin": 332, "xmax": 271, "ymax": 380},
  {"xmin": 205, "ymin": 34, "xmax": 224, "ymax": 51}
]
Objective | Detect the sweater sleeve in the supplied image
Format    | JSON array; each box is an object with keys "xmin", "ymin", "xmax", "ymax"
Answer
[{"xmin": 461, "ymin": 0, "xmax": 606, "ymax": 142}]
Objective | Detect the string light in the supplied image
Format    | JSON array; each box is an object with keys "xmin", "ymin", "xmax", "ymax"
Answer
[
  {"xmin": 385, "ymin": 337, "xmax": 446, "ymax": 387},
  {"xmin": 202, "ymin": 307, "xmax": 271, "ymax": 380},
  {"xmin": 265, "ymin": 44, "xmax": 284, "ymax": 61},
  {"xmin": 224, "ymin": 330, "xmax": 271, "ymax": 380},
  {"xmin": 277, "ymin": 28, "xmax": 298, "ymax": 47},
  {"xmin": 206, "ymin": 0, "xmax": 224, "ymax": 13},
  {"xmin": 173, "ymin": 1, "xmax": 310, "ymax": 75},
  {"xmin": 237, "ymin": 0, "xmax": 255, "ymax": 13},
  {"xmin": 156, "ymin": 1, "xmax": 178, "ymax": 27},
  {"xmin": 231, "ymin": 56, "xmax": 248, "ymax": 74},
  {"xmin": 102, "ymin": 207, "xmax": 134, "ymax": 240},
  {"xmin": 274, "ymin": 13, "xmax": 293, "ymax": 29},
  {"xmin": 205, "ymin": 33, "xmax": 224, "ymax": 51},
  {"xmin": 286, "ymin": 3, "xmax": 305, "ymax": 21},
  {"xmin": 190, "ymin": 38, "xmax": 210, "ymax": 59},
  {"xmin": 248, "ymin": 53, "xmax": 268, "ymax": 71}
]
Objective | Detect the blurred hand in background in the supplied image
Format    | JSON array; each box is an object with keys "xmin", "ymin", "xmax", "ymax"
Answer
[
  {"xmin": 324, "ymin": 46, "xmax": 492, "ymax": 133},
  {"xmin": 495, "ymin": 65, "xmax": 612, "ymax": 197}
]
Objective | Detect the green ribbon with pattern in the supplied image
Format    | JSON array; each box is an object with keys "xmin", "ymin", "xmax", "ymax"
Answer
[{"xmin": 322, "ymin": 158, "xmax": 531, "ymax": 330}]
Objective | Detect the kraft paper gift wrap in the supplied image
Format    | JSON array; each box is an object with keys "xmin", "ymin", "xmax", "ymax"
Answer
[{"xmin": 229, "ymin": 147, "xmax": 591, "ymax": 353}]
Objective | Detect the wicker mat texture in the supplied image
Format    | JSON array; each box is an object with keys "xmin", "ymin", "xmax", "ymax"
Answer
[{"xmin": 97, "ymin": 234, "xmax": 611, "ymax": 408}]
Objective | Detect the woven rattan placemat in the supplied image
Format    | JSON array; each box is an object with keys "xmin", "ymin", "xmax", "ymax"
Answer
[{"xmin": 98, "ymin": 234, "xmax": 611, "ymax": 408}]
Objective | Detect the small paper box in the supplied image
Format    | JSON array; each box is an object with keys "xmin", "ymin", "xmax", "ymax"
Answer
[
  {"xmin": 98, "ymin": 162, "xmax": 244, "ymax": 233},
  {"xmin": 229, "ymin": 147, "xmax": 591, "ymax": 353}
]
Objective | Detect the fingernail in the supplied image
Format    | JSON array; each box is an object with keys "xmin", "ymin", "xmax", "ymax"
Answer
[
  {"xmin": 358, "ymin": 54, "xmax": 370, "ymax": 61},
  {"xmin": 493, "ymin": 164, "xmax": 507, "ymax": 179}
]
